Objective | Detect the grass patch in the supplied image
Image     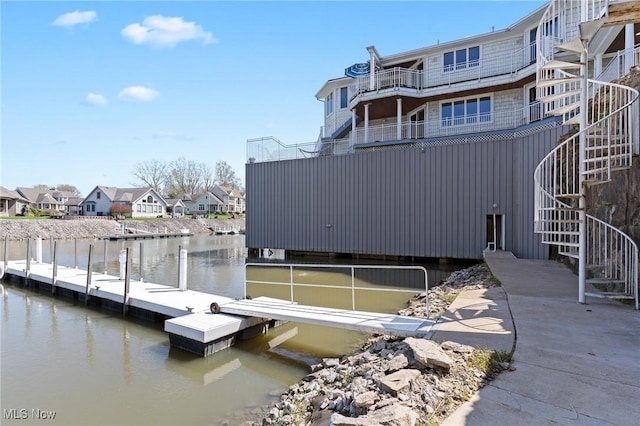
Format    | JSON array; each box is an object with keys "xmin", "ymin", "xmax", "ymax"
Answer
[
  {"xmin": 489, "ymin": 275, "xmax": 502, "ymax": 286},
  {"xmin": 468, "ymin": 349, "xmax": 512, "ymax": 378},
  {"xmin": 441, "ymin": 293, "xmax": 458, "ymax": 306}
]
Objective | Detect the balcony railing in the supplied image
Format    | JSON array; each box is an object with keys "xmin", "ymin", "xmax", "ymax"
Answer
[
  {"xmin": 246, "ymin": 137, "xmax": 351, "ymax": 163},
  {"xmin": 350, "ymin": 41, "xmax": 537, "ymax": 98}
]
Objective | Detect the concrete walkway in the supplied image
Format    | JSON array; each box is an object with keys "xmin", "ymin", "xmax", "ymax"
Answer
[{"xmin": 434, "ymin": 251, "xmax": 639, "ymax": 426}]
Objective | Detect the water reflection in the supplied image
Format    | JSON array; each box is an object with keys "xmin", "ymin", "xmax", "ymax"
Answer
[{"xmin": 1, "ymin": 235, "xmax": 470, "ymax": 425}]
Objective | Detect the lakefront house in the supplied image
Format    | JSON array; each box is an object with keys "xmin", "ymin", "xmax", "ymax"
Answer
[{"xmin": 246, "ymin": 0, "xmax": 639, "ymax": 262}]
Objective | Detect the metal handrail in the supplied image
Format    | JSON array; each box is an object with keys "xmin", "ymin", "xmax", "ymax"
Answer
[{"xmin": 244, "ymin": 262, "xmax": 429, "ymax": 316}]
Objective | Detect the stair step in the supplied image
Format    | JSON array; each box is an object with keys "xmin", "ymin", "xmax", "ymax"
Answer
[
  {"xmin": 563, "ymin": 115, "xmax": 581, "ymax": 125},
  {"xmin": 559, "ymin": 250, "xmax": 580, "ymax": 259},
  {"xmin": 536, "ymin": 77, "xmax": 581, "ymax": 88},
  {"xmin": 548, "ymin": 102, "xmax": 580, "ymax": 116},
  {"xmin": 556, "ymin": 38, "xmax": 586, "ymax": 55},
  {"xmin": 541, "ymin": 60, "xmax": 583, "ymax": 71},
  {"xmin": 539, "ymin": 89, "xmax": 581, "ymax": 103},
  {"xmin": 586, "ymin": 277, "xmax": 626, "ymax": 285},
  {"xmin": 584, "ymin": 291, "xmax": 634, "ymax": 300}
]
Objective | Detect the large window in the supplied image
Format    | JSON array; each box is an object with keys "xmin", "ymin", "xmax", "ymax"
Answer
[
  {"xmin": 441, "ymin": 96, "xmax": 491, "ymax": 126},
  {"xmin": 340, "ymin": 87, "xmax": 348, "ymax": 109},
  {"xmin": 443, "ymin": 46, "xmax": 480, "ymax": 71},
  {"xmin": 326, "ymin": 93, "xmax": 334, "ymax": 116}
]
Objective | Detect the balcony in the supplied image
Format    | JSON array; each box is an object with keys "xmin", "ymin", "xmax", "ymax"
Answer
[{"xmin": 350, "ymin": 41, "xmax": 538, "ymax": 104}]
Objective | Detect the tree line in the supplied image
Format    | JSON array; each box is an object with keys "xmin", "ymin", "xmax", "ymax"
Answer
[{"xmin": 131, "ymin": 158, "xmax": 242, "ymax": 198}]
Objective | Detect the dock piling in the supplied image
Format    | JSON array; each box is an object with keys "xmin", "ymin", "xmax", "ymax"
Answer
[
  {"xmin": 85, "ymin": 244, "xmax": 93, "ymax": 305},
  {"xmin": 178, "ymin": 248, "xmax": 187, "ymax": 291},
  {"xmin": 25, "ymin": 238, "xmax": 31, "ymax": 286},
  {"xmin": 36, "ymin": 237, "xmax": 43, "ymax": 263},
  {"xmin": 123, "ymin": 248, "xmax": 130, "ymax": 316},
  {"xmin": 52, "ymin": 242, "xmax": 58, "ymax": 294},
  {"xmin": 119, "ymin": 249, "xmax": 126, "ymax": 280},
  {"xmin": 3, "ymin": 237, "xmax": 7, "ymax": 273},
  {"xmin": 139, "ymin": 242, "xmax": 144, "ymax": 282},
  {"xmin": 103, "ymin": 239, "xmax": 108, "ymax": 275},
  {"xmin": 49, "ymin": 236, "xmax": 54, "ymax": 263},
  {"xmin": 74, "ymin": 238, "xmax": 78, "ymax": 269}
]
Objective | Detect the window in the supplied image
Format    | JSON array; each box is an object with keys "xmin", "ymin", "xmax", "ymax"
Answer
[
  {"xmin": 147, "ymin": 195, "xmax": 153, "ymax": 203},
  {"xmin": 96, "ymin": 191, "xmax": 101, "ymax": 199},
  {"xmin": 441, "ymin": 96, "xmax": 491, "ymax": 126},
  {"xmin": 443, "ymin": 46, "xmax": 480, "ymax": 71},
  {"xmin": 326, "ymin": 92, "xmax": 334, "ymax": 116},
  {"xmin": 340, "ymin": 87, "xmax": 348, "ymax": 109},
  {"xmin": 199, "ymin": 204, "xmax": 205, "ymax": 211}
]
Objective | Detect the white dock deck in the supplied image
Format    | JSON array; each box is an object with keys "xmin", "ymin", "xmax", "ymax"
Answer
[{"xmin": 3, "ymin": 260, "xmax": 436, "ymax": 355}]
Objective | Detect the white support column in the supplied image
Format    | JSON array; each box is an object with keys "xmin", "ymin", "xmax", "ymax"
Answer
[
  {"xmin": 594, "ymin": 53, "xmax": 603, "ymax": 79},
  {"xmin": 364, "ymin": 104, "xmax": 370, "ymax": 144},
  {"xmin": 396, "ymin": 99, "xmax": 402, "ymax": 140},
  {"xmin": 625, "ymin": 24, "xmax": 635, "ymax": 73},
  {"xmin": 578, "ymin": 51, "xmax": 588, "ymax": 305},
  {"xmin": 369, "ymin": 51, "xmax": 376, "ymax": 91},
  {"xmin": 351, "ymin": 109, "xmax": 357, "ymax": 146}
]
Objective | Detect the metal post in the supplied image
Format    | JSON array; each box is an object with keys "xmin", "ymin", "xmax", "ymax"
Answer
[
  {"xmin": 85, "ymin": 244, "xmax": 93, "ymax": 305},
  {"xmin": 177, "ymin": 245, "xmax": 182, "ymax": 287},
  {"xmin": 103, "ymin": 239, "xmax": 108, "ymax": 274},
  {"xmin": 289, "ymin": 265, "xmax": 294, "ymax": 303},
  {"xmin": 123, "ymin": 248, "xmax": 130, "ymax": 316},
  {"xmin": 51, "ymin": 242, "xmax": 58, "ymax": 294},
  {"xmin": 351, "ymin": 267, "xmax": 356, "ymax": 311},
  {"xmin": 139, "ymin": 242, "xmax": 144, "ymax": 282},
  {"xmin": 74, "ymin": 238, "xmax": 78, "ymax": 269},
  {"xmin": 25, "ymin": 238, "xmax": 31, "ymax": 284},
  {"xmin": 178, "ymin": 248, "xmax": 187, "ymax": 291},
  {"xmin": 49, "ymin": 236, "xmax": 54, "ymax": 263},
  {"xmin": 3, "ymin": 237, "xmax": 7, "ymax": 272},
  {"xmin": 493, "ymin": 213, "xmax": 498, "ymax": 252},
  {"xmin": 119, "ymin": 249, "xmax": 126, "ymax": 280},
  {"xmin": 35, "ymin": 237, "xmax": 43, "ymax": 263},
  {"xmin": 578, "ymin": 51, "xmax": 588, "ymax": 305}
]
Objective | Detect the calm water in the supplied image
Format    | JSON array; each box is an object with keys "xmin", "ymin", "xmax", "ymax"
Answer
[{"xmin": 1, "ymin": 235, "xmax": 461, "ymax": 425}]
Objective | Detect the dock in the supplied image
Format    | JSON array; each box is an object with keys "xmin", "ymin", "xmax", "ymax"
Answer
[
  {"xmin": 2, "ymin": 260, "xmax": 435, "ymax": 356},
  {"xmin": 105, "ymin": 231, "xmax": 194, "ymax": 241}
]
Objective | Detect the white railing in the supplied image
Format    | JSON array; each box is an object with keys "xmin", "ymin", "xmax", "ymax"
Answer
[
  {"xmin": 244, "ymin": 263, "xmax": 429, "ymax": 315},
  {"xmin": 352, "ymin": 105, "xmax": 542, "ymax": 145},
  {"xmin": 246, "ymin": 136, "xmax": 318, "ymax": 163},
  {"xmin": 597, "ymin": 44, "xmax": 640, "ymax": 83},
  {"xmin": 351, "ymin": 42, "xmax": 537, "ymax": 99}
]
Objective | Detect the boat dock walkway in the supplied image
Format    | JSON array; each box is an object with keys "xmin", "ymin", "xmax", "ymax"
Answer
[{"xmin": 2, "ymin": 260, "xmax": 435, "ymax": 356}]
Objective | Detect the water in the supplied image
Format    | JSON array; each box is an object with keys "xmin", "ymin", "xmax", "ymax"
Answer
[{"xmin": 1, "ymin": 235, "xmax": 463, "ymax": 425}]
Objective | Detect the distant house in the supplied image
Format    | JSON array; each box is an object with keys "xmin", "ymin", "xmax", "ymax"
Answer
[
  {"xmin": 164, "ymin": 199, "xmax": 186, "ymax": 217},
  {"xmin": 182, "ymin": 192, "xmax": 225, "ymax": 215},
  {"xmin": 16, "ymin": 187, "xmax": 75, "ymax": 215},
  {"xmin": 0, "ymin": 186, "xmax": 29, "ymax": 216},
  {"xmin": 212, "ymin": 185, "xmax": 246, "ymax": 213},
  {"xmin": 64, "ymin": 197, "xmax": 85, "ymax": 216},
  {"xmin": 81, "ymin": 186, "xmax": 168, "ymax": 218}
]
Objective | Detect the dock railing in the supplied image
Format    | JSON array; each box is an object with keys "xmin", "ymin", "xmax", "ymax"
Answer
[{"xmin": 244, "ymin": 263, "xmax": 429, "ymax": 317}]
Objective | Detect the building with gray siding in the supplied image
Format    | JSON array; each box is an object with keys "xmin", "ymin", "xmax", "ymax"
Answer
[{"xmin": 245, "ymin": 0, "xmax": 637, "ymax": 261}]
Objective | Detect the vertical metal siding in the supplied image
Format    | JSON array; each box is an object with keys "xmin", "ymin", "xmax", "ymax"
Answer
[{"xmin": 246, "ymin": 125, "xmax": 569, "ymax": 260}]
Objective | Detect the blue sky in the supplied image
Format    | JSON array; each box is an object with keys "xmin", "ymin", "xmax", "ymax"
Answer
[{"xmin": 1, "ymin": 0, "xmax": 546, "ymax": 196}]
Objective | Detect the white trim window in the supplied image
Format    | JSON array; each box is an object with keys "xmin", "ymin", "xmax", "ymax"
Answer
[
  {"xmin": 443, "ymin": 46, "xmax": 480, "ymax": 71},
  {"xmin": 339, "ymin": 87, "xmax": 349, "ymax": 109},
  {"xmin": 441, "ymin": 96, "xmax": 491, "ymax": 127},
  {"xmin": 326, "ymin": 92, "xmax": 334, "ymax": 116}
]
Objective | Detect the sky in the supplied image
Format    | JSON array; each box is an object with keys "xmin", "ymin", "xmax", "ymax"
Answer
[{"xmin": 1, "ymin": 0, "xmax": 547, "ymax": 196}]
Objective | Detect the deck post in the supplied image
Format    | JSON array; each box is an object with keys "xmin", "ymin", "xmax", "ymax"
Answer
[
  {"xmin": 103, "ymin": 239, "xmax": 108, "ymax": 274},
  {"xmin": 51, "ymin": 242, "xmax": 58, "ymax": 294},
  {"xmin": 36, "ymin": 237, "xmax": 42, "ymax": 263},
  {"xmin": 85, "ymin": 244, "xmax": 93, "ymax": 305},
  {"xmin": 119, "ymin": 249, "xmax": 126, "ymax": 279},
  {"xmin": 178, "ymin": 248, "xmax": 187, "ymax": 291},
  {"xmin": 25, "ymin": 238, "xmax": 31, "ymax": 285},
  {"xmin": 123, "ymin": 248, "xmax": 130, "ymax": 316},
  {"xmin": 139, "ymin": 242, "xmax": 144, "ymax": 282}
]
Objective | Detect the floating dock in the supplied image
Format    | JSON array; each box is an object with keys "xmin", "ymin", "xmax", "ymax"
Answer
[
  {"xmin": 105, "ymin": 231, "xmax": 194, "ymax": 241},
  {"xmin": 2, "ymin": 260, "xmax": 435, "ymax": 356}
]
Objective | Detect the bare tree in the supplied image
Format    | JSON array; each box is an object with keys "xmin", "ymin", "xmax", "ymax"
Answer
[
  {"xmin": 201, "ymin": 163, "xmax": 215, "ymax": 192},
  {"xmin": 214, "ymin": 160, "xmax": 240, "ymax": 188},
  {"xmin": 55, "ymin": 184, "xmax": 82, "ymax": 197},
  {"xmin": 33, "ymin": 184, "xmax": 50, "ymax": 190},
  {"xmin": 132, "ymin": 159, "xmax": 169, "ymax": 193},
  {"xmin": 166, "ymin": 157, "xmax": 206, "ymax": 197}
]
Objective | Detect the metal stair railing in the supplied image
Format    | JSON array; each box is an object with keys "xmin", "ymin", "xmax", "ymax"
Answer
[{"xmin": 534, "ymin": 0, "xmax": 639, "ymax": 308}]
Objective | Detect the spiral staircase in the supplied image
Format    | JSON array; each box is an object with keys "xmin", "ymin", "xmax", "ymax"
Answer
[{"xmin": 533, "ymin": 0, "xmax": 639, "ymax": 309}]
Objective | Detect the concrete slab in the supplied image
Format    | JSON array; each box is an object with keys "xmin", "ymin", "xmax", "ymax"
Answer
[{"xmin": 442, "ymin": 251, "xmax": 640, "ymax": 426}]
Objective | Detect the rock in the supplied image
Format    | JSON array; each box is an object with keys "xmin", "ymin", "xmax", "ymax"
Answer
[
  {"xmin": 323, "ymin": 358, "xmax": 340, "ymax": 368},
  {"xmin": 376, "ymin": 369, "xmax": 421, "ymax": 397},
  {"xmin": 405, "ymin": 338, "xmax": 453, "ymax": 371},
  {"xmin": 330, "ymin": 405, "xmax": 419, "ymax": 426},
  {"xmin": 441, "ymin": 341, "xmax": 474, "ymax": 354},
  {"xmin": 354, "ymin": 391, "xmax": 378, "ymax": 408},
  {"xmin": 387, "ymin": 354, "xmax": 409, "ymax": 372}
]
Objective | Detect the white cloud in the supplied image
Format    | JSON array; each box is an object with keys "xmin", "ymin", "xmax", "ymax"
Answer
[
  {"xmin": 118, "ymin": 86, "xmax": 160, "ymax": 102},
  {"xmin": 52, "ymin": 10, "xmax": 97, "ymax": 28},
  {"xmin": 121, "ymin": 15, "xmax": 216, "ymax": 47},
  {"xmin": 85, "ymin": 92, "xmax": 107, "ymax": 105}
]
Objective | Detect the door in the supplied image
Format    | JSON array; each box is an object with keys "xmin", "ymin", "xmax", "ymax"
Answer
[
  {"xmin": 486, "ymin": 214, "xmax": 503, "ymax": 251},
  {"xmin": 409, "ymin": 109, "xmax": 425, "ymax": 139}
]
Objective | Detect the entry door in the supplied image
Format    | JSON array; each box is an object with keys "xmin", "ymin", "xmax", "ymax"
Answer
[{"xmin": 486, "ymin": 214, "xmax": 503, "ymax": 250}]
